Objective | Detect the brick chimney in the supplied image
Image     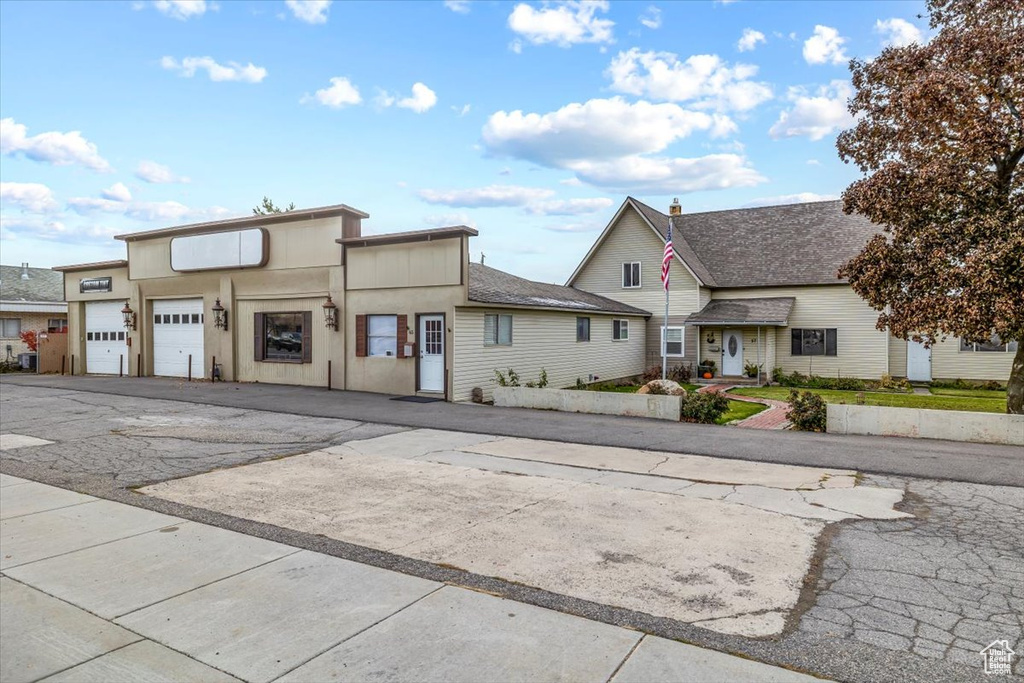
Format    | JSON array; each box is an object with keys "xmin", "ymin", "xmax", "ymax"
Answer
[{"xmin": 669, "ymin": 198, "xmax": 681, "ymax": 216}]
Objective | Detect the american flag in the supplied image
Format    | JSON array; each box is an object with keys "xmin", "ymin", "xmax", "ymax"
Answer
[{"xmin": 661, "ymin": 219, "xmax": 674, "ymax": 291}]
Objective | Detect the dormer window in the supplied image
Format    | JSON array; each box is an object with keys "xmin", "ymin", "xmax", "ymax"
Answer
[{"xmin": 622, "ymin": 262, "xmax": 641, "ymax": 288}]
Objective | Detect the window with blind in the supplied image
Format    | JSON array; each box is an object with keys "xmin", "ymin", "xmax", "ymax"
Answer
[
  {"xmin": 791, "ymin": 328, "xmax": 837, "ymax": 356},
  {"xmin": 484, "ymin": 313, "xmax": 513, "ymax": 346},
  {"xmin": 661, "ymin": 326, "xmax": 683, "ymax": 355},
  {"xmin": 368, "ymin": 315, "xmax": 399, "ymax": 357}
]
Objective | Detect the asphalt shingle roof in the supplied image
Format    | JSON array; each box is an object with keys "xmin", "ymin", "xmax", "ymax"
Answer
[
  {"xmin": 685, "ymin": 297, "xmax": 796, "ymax": 325},
  {"xmin": 469, "ymin": 263, "xmax": 649, "ymax": 316},
  {"xmin": 629, "ymin": 197, "xmax": 881, "ymax": 288},
  {"xmin": 0, "ymin": 264, "xmax": 65, "ymax": 303}
]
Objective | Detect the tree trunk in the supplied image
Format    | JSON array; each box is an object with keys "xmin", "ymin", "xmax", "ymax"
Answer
[{"xmin": 1008, "ymin": 343, "xmax": 1024, "ymax": 414}]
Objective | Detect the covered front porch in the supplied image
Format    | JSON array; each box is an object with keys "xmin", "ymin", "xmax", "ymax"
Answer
[{"xmin": 686, "ymin": 297, "xmax": 795, "ymax": 384}]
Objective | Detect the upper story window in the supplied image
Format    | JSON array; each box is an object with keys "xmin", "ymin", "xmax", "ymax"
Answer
[
  {"xmin": 791, "ymin": 328, "xmax": 837, "ymax": 356},
  {"xmin": 622, "ymin": 262, "xmax": 641, "ymax": 288},
  {"xmin": 484, "ymin": 313, "xmax": 513, "ymax": 346},
  {"xmin": 960, "ymin": 334, "xmax": 1018, "ymax": 353}
]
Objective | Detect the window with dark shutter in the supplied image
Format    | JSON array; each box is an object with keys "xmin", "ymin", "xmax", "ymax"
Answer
[
  {"xmin": 396, "ymin": 315, "xmax": 408, "ymax": 358},
  {"xmin": 355, "ymin": 315, "xmax": 367, "ymax": 357},
  {"xmin": 254, "ymin": 313, "xmax": 265, "ymax": 361},
  {"xmin": 301, "ymin": 311, "xmax": 312, "ymax": 363}
]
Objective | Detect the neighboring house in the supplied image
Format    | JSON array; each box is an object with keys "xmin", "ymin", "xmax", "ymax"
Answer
[
  {"xmin": 54, "ymin": 204, "xmax": 648, "ymax": 400},
  {"xmin": 569, "ymin": 197, "xmax": 1016, "ymax": 383},
  {"xmin": 0, "ymin": 263, "xmax": 68, "ymax": 361}
]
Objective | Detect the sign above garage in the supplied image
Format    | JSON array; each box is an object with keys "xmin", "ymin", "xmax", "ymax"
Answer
[{"xmin": 170, "ymin": 228, "xmax": 268, "ymax": 272}]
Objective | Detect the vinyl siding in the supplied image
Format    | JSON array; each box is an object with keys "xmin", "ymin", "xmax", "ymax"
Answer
[
  {"xmin": 236, "ymin": 297, "xmax": 334, "ymax": 387},
  {"xmin": 931, "ymin": 337, "xmax": 1014, "ymax": 382},
  {"xmin": 888, "ymin": 335, "xmax": 907, "ymax": 377},
  {"xmin": 699, "ymin": 327, "xmax": 773, "ymax": 378},
  {"xmin": 572, "ymin": 206, "xmax": 702, "ymax": 315},
  {"xmin": 453, "ymin": 308, "xmax": 646, "ymax": 402},
  {"xmin": 710, "ymin": 285, "xmax": 887, "ymax": 379},
  {"xmin": 645, "ymin": 316, "xmax": 696, "ymax": 370}
]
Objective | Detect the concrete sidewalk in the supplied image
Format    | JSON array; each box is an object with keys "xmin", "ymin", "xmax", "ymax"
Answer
[
  {"xmin": 2, "ymin": 374, "xmax": 1021, "ymax": 487},
  {"xmin": 0, "ymin": 474, "xmax": 822, "ymax": 683}
]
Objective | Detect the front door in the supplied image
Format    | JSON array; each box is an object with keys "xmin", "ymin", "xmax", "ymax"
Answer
[
  {"xmin": 906, "ymin": 339, "xmax": 932, "ymax": 382},
  {"xmin": 418, "ymin": 314, "xmax": 444, "ymax": 393},
  {"xmin": 722, "ymin": 329, "xmax": 743, "ymax": 376}
]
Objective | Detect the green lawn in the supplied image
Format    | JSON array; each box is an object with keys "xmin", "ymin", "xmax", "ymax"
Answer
[
  {"xmin": 928, "ymin": 387, "xmax": 1007, "ymax": 399},
  {"xmin": 731, "ymin": 387, "xmax": 1006, "ymax": 413},
  {"xmin": 716, "ymin": 400, "xmax": 768, "ymax": 425}
]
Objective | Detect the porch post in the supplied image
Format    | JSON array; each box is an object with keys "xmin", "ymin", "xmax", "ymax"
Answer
[{"xmin": 757, "ymin": 326, "xmax": 762, "ymax": 387}]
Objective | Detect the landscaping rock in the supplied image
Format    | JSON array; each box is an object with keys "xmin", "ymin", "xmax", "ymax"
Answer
[{"xmin": 637, "ymin": 380, "xmax": 687, "ymax": 397}]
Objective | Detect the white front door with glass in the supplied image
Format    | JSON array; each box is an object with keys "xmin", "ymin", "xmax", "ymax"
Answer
[
  {"xmin": 419, "ymin": 314, "xmax": 444, "ymax": 392},
  {"xmin": 722, "ymin": 329, "xmax": 744, "ymax": 376}
]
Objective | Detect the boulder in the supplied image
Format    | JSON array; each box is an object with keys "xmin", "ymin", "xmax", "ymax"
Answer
[{"xmin": 636, "ymin": 379, "xmax": 687, "ymax": 396}]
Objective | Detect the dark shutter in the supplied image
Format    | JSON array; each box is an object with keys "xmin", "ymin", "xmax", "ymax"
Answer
[
  {"xmin": 355, "ymin": 315, "xmax": 367, "ymax": 357},
  {"xmin": 825, "ymin": 328, "xmax": 838, "ymax": 356},
  {"xmin": 791, "ymin": 329, "xmax": 802, "ymax": 356},
  {"xmin": 396, "ymin": 315, "xmax": 408, "ymax": 358},
  {"xmin": 302, "ymin": 311, "xmax": 313, "ymax": 363},
  {"xmin": 254, "ymin": 313, "xmax": 265, "ymax": 361}
]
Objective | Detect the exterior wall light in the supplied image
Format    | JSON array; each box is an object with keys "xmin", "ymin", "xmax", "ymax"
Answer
[
  {"xmin": 121, "ymin": 301, "xmax": 137, "ymax": 331},
  {"xmin": 212, "ymin": 298, "xmax": 229, "ymax": 331},
  {"xmin": 322, "ymin": 295, "xmax": 339, "ymax": 331}
]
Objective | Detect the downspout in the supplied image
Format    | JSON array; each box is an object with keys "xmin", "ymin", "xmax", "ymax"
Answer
[{"xmin": 757, "ymin": 326, "xmax": 761, "ymax": 387}]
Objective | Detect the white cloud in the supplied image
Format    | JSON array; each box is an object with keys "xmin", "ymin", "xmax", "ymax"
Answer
[
  {"xmin": 560, "ymin": 177, "xmax": 583, "ymax": 186},
  {"xmin": 100, "ymin": 182, "xmax": 132, "ymax": 202},
  {"xmin": 875, "ymin": 18, "xmax": 923, "ymax": 48},
  {"xmin": 0, "ymin": 182, "xmax": 59, "ymax": 213},
  {"xmin": 160, "ymin": 56, "xmax": 267, "ymax": 83},
  {"xmin": 452, "ymin": 104, "xmax": 471, "ymax": 116},
  {"xmin": 509, "ymin": 39, "xmax": 523, "ymax": 54},
  {"xmin": 66, "ymin": 192, "xmax": 234, "ymax": 224},
  {"xmin": 0, "ymin": 118, "xmax": 112, "ymax": 172},
  {"xmin": 444, "ymin": 0, "xmax": 471, "ymax": 13},
  {"xmin": 396, "ymin": 83, "xmax": 438, "ymax": 113},
  {"xmin": 418, "ymin": 184, "xmax": 554, "ymax": 208},
  {"xmin": 286, "ymin": 0, "xmax": 331, "ymax": 24},
  {"xmin": 526, "ymin": 197, "xmax": 613, "ymax": 215},
  {"xmin": 606, "ymin": 49, "xmax": 772, "ymax": 112},
  {"xmin": 67, "ymin": 197, "xmax": 129, "ymax": 214},
  {"xmin": 135, "ymin": 160, "xmax": 190, "ymax": 184},
  {"xmin": 152, "ymin": 0, "xmax": 210, "ymax": 20},
  {"xmin": 769, "ymin": 80, "xmax": 855, "ymax": 140},
  {"xmin": 302, "ymin": 77, "xmax": 362, "ymax": 108},
  {"xmin": 543, "ymin": 220, "xmax": 603, "ymax": 233},
  {"xmin": 742, "ymin": 192, "xmax": 838, "ymax": 208},
  {"xmin": 803, "ymin": 25, "xmax": 848, "ymax": 65},
  {"xmin": 639, "ymin": 6, "xmax": 661, "ymax": 29},
  {"xmin": 567, "ymin": 154, "xmax": 765, "ymax": 194},
  {"xmin": 806, "ymin": 159, "xmax": 821, "ymax": 166},
  {"xmin": 0, "ymin": 213, "xmax": 125, "ymax": 243},
  {"xmin": 737, "ymin": 28, "xmax": 765, "ymax": 52},
  {"xmin": 508, "ymin": 0, "xmax": 614, "ymax": 48}
]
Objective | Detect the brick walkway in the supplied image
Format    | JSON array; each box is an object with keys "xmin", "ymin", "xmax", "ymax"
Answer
[{"xmin": 697, "ymin": 384, "xmax": 791, "ymax": 430}]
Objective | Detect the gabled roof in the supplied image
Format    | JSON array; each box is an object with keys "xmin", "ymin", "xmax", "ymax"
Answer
[
  {"xmin": 684, "ymin": 297, "xmax": 795, "ymax": 326},
  {"xmin": 0, "ymin": 264, "xmax": 65, "ymax": 303},
  {"xmin": 629, "ymin": 197, "xmax": 881, "ymax": 288},
  {"xmin": 628, "ymin": 198, "xmax": 718, "ymax": 286},
  {"xmin": 469, "ymin": 263, "xmax": 649, "ymax": 316}
]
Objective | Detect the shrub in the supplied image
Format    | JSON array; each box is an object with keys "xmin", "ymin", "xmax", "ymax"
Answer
[
  {"xmin": 772, "ymin": 370, "xmax": 866, "ymax": 391},
  {"xmin": 743, "ymin": 362, "xmax": 761, "ymax": 379},
  {"xmin": 668, "ymin": 363, "xmax": 692, "ymax": 384},
  {"xmin": 641, "ymin": 365, "xmax": 663, "ymax": 384},
  {"xmin": 787, "ymin": 389, "xmax": 827, "ymax": 432},
  {"xmin": 646, "ymin": 382, "xmax": 669, "ymax": 395},
  {"xmin": 494, "ymin": 368, "xmax": 520, "ymax": 387},
  {"xmin": 537, "ymin": 368, "xmax": 549, "ymax": 389},
  {"xmin": 870, "ymin": 373, "xmax": 912, "ymax": 392},
  {"xmin": 572, "ymin": 377, "xmax": 588, "ymax": 390},
  {"xmin": 680, "ymin": 390, "xmax": 729, "ymax": 423}
]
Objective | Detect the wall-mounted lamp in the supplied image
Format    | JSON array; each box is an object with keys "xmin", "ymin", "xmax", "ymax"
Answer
[
  {"xmin": 706, "ymin": 331, "xmax": 716, "ymax": 344},
  {"xmin": 212, "ymin": 298, "xmax": 229, "ymax": 331},
  {"xmin": 323, "ymin": 295, "xmax": 338, "ymax": 331},
  {"xmin": 121, "ymin": 301, "xmax": 137, "ymax": 331}
]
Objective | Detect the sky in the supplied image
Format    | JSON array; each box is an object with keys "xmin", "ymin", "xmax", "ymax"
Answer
[{"xmin": 0, "ymin": 0, "xmax": 928, "ymax": 283}]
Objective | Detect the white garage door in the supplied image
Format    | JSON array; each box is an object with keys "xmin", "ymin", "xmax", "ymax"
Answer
[
  {"xmin": 153, "ymin": 299, "xmax": 205, "ymax": 378},
  {"xmin": 86, "ymin": 301, "xmax": 128, "ymax": 375}
]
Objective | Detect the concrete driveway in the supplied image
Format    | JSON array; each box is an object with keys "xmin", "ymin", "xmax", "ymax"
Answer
[{"xmin": 141, "ymin": 428, "xmax": 909, "ymax": 639}]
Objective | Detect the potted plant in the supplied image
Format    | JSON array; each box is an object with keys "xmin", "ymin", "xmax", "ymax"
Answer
[
  {"xmin": 698, "ymin": 359, "xmax": 717, "ymax": 379},
  {"xmin": 744, "ymin": 362, "xmax": 761, "ymax": 379}
]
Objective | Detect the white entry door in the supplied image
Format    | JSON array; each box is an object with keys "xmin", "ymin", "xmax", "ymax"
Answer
[
  {"xmin": 418, "ymin": 315, "xmax": 444, "ymax": 393},
  {"xmin": 153, "ymin": 299, "xmax": 205, "ymax": 378},
  {"xmin": 722, "ymin": 329, "xmax": 744, "ymax": 376},
  {"xmin": 85, "ymin": 301, "xmax": 128, "ymax": 374},
  {"xmin": 906, "ymin": 339, "xmax": 932, "ymax": 382}
]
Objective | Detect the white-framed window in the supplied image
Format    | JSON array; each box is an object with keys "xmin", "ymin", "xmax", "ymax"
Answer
[
  {"xmin": 368, "ymin": 315, "xmax": 398, "ymax": 357},
  {"xmin": 960, "ymin": 334, "xmax": 1018, "ymax": 353},
  {"xmin": 622, "ymin": 262, "xmax": 641, "ymax": 288},
  {"xmin": 613, "ymin": 319, "xmax": 629, "ymax": 341},
  {"xmin": 576, "ymin": 317, "xmax": 591, "ymax": 342},
  {"xmin": 484, "ymin": 313, "xmax": 513, "ymax": 346},
  {"xmin": 48, "ymin": 319, "xmax": 67, "ymax": 332},
  {"xmin": 0, "ymin": 318, "xmax": 21, "ymax": 338},
  {"xmin": 661, "ymin": 326, "xmax": 684, "ymax": 356}
]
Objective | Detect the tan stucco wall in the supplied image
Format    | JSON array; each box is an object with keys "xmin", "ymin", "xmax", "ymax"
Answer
[
  {"xmin": 344, "ymin": 285, "xmax": 467, "ymax": 396},
  {"xmin": 235, "ymin": 296, "xmax": 340, "ymax": 387},
  {"xmin": 63, "ymin": 266, "xmax": 131, "ymax": 303},
  {"xmin": 452, "ymin": 307, "xmax": 647, "ymax": 402},
  {"xmin": 61, "ymin": 266, "xmax": 131, "ymax": 374},
  {"xmin": 346, "ymin": 237, "xmax": 464, "ymax": 290}
]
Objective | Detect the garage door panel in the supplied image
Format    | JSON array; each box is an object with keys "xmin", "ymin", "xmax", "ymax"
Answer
[
  {"xmin": 153, "ymin": 299, "xmax": 204, "ymax": 378},
  {"xmin": 86, "ymin": 302, "xmax": 127, "ymax": 375}
]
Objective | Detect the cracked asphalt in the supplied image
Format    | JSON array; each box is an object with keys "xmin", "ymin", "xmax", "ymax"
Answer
[{"xmin": 1, "ymin": 382, "xmax": 1021, "ymax": 682}]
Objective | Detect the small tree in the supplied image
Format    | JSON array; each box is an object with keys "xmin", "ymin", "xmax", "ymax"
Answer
[
  {"xmin": 836, "ymin": 0, "xmax": 1023, "ymax": 413},
  {"xmin": 19, "ymin": 330, "xmax": 38, "ymax": 352},
  {"xmin": 253, "ymin": 196, "xmax": 296, "ymax": 215}
]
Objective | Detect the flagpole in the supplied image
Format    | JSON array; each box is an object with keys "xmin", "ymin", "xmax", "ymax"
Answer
[
  {"xmin": 663, "ymin": 198, "xmax": 680, "ymax": 381},
  {"xmin": 662, "ymin": 217, "xmax": 670, "ymax": 381}
]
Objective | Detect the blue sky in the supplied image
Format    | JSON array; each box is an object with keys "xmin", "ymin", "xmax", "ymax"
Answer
[{"xmin": 0, "ymin": 0, "xmax": 927, "ymax": 283}]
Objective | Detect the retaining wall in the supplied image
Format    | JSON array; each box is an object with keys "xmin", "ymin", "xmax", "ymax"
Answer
[
  {"xmin": 493, "ymin": 386, "xmax": 681, "ymax": 422},
  {"xmin": 827, "ymin": 403, "xmax": 1023, "ymax": 446}
]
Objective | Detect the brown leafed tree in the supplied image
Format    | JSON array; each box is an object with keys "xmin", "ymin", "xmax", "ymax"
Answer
[{"xmin": 837, "ymin": 0, "xmax": 1024, "ymax": 413}]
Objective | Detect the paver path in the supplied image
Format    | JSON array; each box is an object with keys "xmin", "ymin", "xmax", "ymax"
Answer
[{"xmin": 698, "ymin": 384, "xmax": 792, "ymax": 430}]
